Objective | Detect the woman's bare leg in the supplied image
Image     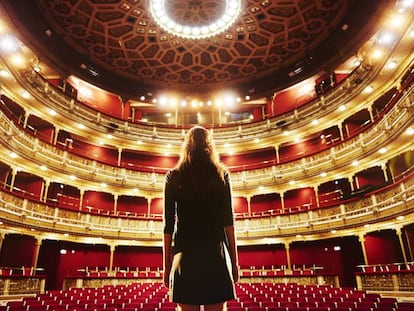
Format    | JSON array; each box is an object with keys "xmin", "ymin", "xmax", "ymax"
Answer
[
  {"xmin": 178, "ymin": 304, "xmax": 200, "ymax": 311},
  {"xmin": 204, "ymin": 302, "xmax": 226, "ymax": 311}
]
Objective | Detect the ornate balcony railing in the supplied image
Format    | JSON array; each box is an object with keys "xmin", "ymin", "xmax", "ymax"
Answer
[{"xmin": 0, "ymin": 170, "xmax": 413, "ymax": 243}]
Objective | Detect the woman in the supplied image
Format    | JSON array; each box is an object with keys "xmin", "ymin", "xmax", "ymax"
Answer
[{"xmin": 163, "ymin": 126, "xmax": 239, "ymax": 311}]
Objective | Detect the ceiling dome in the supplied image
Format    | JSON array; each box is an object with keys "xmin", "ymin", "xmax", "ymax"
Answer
[{"xmin": 3, "ymin": 0, "xmax": 387, "ymax": 100}]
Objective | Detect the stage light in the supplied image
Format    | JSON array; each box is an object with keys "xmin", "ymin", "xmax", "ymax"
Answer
[
  {"xmin": 0, "ymin": 35, "xmax": 18, "ymax": 53},
  {"xmin": 9, "ymin": 151, "xmax": 18, "ymax": 159},
  {"xmin": 387, "ymin": 60, "xmax": 397, "ymax": 69},
  {"xmin": 363, "ymin": 85, "xmax": 373, "ymax": 93}
]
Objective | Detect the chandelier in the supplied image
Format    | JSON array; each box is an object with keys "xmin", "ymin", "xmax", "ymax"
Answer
[{"xmin": 149, "ymin": 0, "xmax": 242, "ymax": 39}]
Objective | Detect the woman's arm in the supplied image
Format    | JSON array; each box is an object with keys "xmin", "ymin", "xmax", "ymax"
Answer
[
  {"xmin": 163, "ymin": 233, "xmax": 173, "ymax": 288},
  {"xmin": 163, "ymin": 171, "xmax": 176, "ymax": 288},
  {"xmin": 225, "ymin": 225, "xmax": 239, "ymax": 283}
]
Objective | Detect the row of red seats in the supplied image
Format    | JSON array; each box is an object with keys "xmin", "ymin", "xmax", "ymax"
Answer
[
  {"xmin": 241, "ymin": 270, "xmax": 317, "ymax": 277},
  {"xmin": 66, "ymin": 267, "xmax": 163, "ymax": 279},
  {"xmin": 68, "ymin": 266, "xmax": 323, "ymax": 277},
  {"xmin": 5, "ymin": 282, "xmax": 414, "ymax": 310},
  {"xmin": 0, "ymin": 267, "xmax": 40, "ymax": 277},
  {"xmin": 358, "ymin": 263, "xmax": 414, "ymax": 274},
  {"xmin": 230, "ymin": 283, "xmax": 413, "ymax": 311},
  {"xmin": 5, "ymin": 283, "xmax": 174, "ymax": 311}
]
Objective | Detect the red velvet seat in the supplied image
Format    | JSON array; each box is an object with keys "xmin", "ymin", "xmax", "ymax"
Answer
[
  {"xmin": 227, "ymin": 300, "xmax": 243, "ymax": 310},
  {"xmin": 141, "ymin": 302, "xmax": 160, "ymax": 310},
  {"xmin": 158, "ymin": 302, "xmax": 177, "ymax": 310},
  {"xmin": 376, "ymin": 297, "xmax": 397, "ymax": 310},
  {"xmin": 6, "ymin": 301, "xmax": 26, "ymax": 311},
  {"xmin": 241, "ymin": 301, "xmax": 261, "ymax": 309}
]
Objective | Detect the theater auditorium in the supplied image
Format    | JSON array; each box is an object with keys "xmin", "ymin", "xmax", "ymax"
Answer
[{"xmin": 0, "ymin": 0, "xmax": 413, "ymax": 310}]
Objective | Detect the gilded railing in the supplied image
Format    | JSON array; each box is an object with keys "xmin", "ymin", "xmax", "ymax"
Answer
[
  {"xmin": 1, "ymin": 56, "xmax": 374, "ymax": 149},
  {"xmin": 0, "ymin": 173, "xmax": 413, "ymax": 242}
]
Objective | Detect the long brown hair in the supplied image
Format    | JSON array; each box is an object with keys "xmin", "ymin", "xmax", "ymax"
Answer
[{"xmin": 175, "ymin": 126, "xmax": 225, "ymax": 181}]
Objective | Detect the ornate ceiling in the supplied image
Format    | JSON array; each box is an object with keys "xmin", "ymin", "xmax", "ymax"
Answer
[{"xmin": 3, "ymin": 0, "xmax": 388, "ymax": 100}]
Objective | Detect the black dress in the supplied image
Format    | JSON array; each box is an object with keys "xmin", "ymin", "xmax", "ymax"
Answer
[{"xmin": 164, "ymin": 165, "xmax": 236, "ymax": 305}]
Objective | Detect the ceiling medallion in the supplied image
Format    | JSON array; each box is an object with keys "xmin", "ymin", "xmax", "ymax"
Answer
[{"xmin": 149, "ymin": 0, "xmax": 242, "ymax": 39}]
